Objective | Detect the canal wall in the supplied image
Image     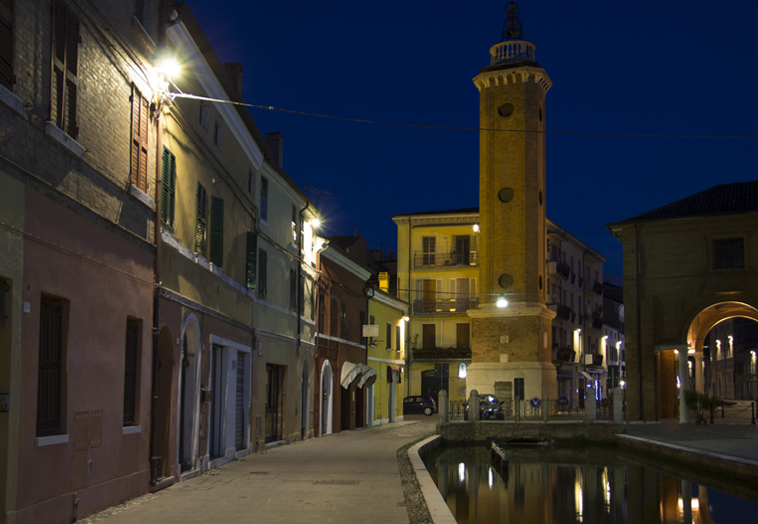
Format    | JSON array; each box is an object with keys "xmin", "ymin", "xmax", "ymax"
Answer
[{"xmin": 440, "ymin": 420, "xmax": 625, "ymax": 443}]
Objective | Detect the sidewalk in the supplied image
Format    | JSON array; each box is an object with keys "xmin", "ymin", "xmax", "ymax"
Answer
[{"xmin": 80, "ymin": 417, "xmax": 437, "ymax": 524}]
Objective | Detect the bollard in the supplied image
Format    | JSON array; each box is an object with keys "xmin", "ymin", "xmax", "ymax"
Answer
[
  {"xmin": 585, "ymin": 388, "xmax": 597, "ymax": 422},
  {"xmin": 613, "ymin": 387, "xmax": 624, "ymax": 424},
  {"xmin": 439, "ymin": 389, "xmax": 449, "ymax": 423},
  {"xmin": 469, "ymin": 390, "xmax": 479, "ymax": 422}
]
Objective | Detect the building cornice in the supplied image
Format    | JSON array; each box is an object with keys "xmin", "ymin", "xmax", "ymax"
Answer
[{"xmin": 473, "ymin": 65, "xmax": 552, "ymax": 93}]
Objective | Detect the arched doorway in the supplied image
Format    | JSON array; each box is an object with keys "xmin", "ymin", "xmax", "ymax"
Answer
[
  {"xmin": 320, "ymin": 360, "xmax": 333, "ymax": 435},
  {"xmin": 178, "ymin": 315, "xmax": 201, "ymax": 473}
]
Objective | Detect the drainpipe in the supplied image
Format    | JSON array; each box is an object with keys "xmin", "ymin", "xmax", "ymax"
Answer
[
  {"xmin": 149, "ymin": 85, "xmax": 164, "ymax": 485},
  {"xmin": 407, "ymin": 217, "xmax": 413, "ymax": 396}
]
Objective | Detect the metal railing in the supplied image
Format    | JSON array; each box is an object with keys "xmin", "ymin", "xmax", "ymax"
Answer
[
  {"xmin": 413, "ymin": 251, "xmax": 478, "ymax": 269},
  {"xmin": 412, "ymin": 297, "xmax": 479, "ymax": 314},
  {"xmin": 448, "ymin": 394, "xmax": 622, "ymax": 423}
]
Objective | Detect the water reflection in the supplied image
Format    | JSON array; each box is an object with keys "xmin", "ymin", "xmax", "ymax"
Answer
[{"xmin": 425, "ymin": 444, "xmax": 754, "ymax": 523}]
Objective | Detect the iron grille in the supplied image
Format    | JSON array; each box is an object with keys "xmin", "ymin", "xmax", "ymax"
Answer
[
  {"xmin": 37, "ymin": 300, "xmax": 63, "ymax": 436},
  {"xmin": 123, "ymin": 322, "xmax": 139, "ymax": 426}
]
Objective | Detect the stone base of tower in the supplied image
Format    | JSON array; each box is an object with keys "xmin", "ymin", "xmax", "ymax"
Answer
[
  {"xmin": 467, "ymin": 302, "xmax": 557, "ymax": 399},
  {"xmin": 466, "ymin": 361, "xmax": 557, "ymax": 399}
]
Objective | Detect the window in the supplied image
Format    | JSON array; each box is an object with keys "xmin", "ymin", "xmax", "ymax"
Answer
[
  {"xmin": 195, "ymin": 182, "xmax": 207, "ymax": 254},
  {"xmin": 213, "ymin": 122, "xmax": 223, "ymax": 149},
  {"xmin": 291, "ymin": 205, "xmax": 297, "ymax": 243},
  {"xmin": 260, "ymin": 177, "xmax": 269, "ymax": 221},
  {"xmin": 422, "ymin": 324, "xmax": 436, "ymax": 349},
  {"xmin": 456, "ymin": 323, "xmax": 470, "ymax": 349},
  {"xmin": 330, "ymin": 299, "xmax": 338, "ymax": 337},
  {"xmin": 422, "ymin": 237, "xmax": 436, "ymax": 266},
  {"xmin": 161, "ymin": 147, "xmax": 176, "ymax": 228},
  {"xmin": 290, "ymin": 269, "xmax": 297, "ymax": 312},
  {"xmin": 209, "ymin": 197, "xmax": 224, "ymax": 266},
  {"xmin": 130, "ymin": 84, "xmax": 149, "ymax": 192},
  {"xmin": 123, "ymin": 320, "xmax": 140, "ymax": 426},
  {"xmin": 369, "ymin": 315, "xmax": 376, "ymax": 345},
  {"xmin": 386, "ymin": 322, "xmax": 392, "ymax": 350},
  {"xmin": 340, "ymin": 301, "xmax": 347, "ymax": 338},
  {"xmin": 199, "ymin": 102, "xmax": 209, "ymax": 130},
  {"xmin": 0, "ymin": 0, "xmax": 14, "ymax": 90},
  {"xmin": 714, "ymin": 238, "xmax": 744, "ymax": 269},
  {"xmin": 396, "ymin": 325, "xmax": 401, "ymax": 353},
  {"xmin": 318, "ymin": 292, "xmax": 325, "ymax": 333},
  {"xmin": 359, "ymin": 310, "xmax": 366, "ymax": 345},
  {"xmin": 245, "ymin": 232, "xmax": 257, "ymax": 289},
  {"xmin": 454, "ymin": 235, "xmax": 471, "ymax": 265},
  {"xmin": 50, "ymin": 0, "xmax": 80, "ymax": 139},
  {"xmin": 257, "ymin": 249, "xmax": 267, "ymax": 299},
  {"xmin": 37, "ymin": 297, "xmax": 67, "ymax": 436},
  {"xmin": 248, "ymin": 171, "xmax": 255, "ymax": 197}
]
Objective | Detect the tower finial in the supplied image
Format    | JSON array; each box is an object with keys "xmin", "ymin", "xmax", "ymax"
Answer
[{"xmin": 501, "ymin": 2, "xmax": 524, "ymax": 42}]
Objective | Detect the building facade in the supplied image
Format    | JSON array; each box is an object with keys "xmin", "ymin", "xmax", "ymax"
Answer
[
  {"xmin": 0, "ymin": 1, "xmax": 161, "ymax": 521},
  {"xmin": 392, "ymin": 209, "xmax": 479, "ymax": 403}
]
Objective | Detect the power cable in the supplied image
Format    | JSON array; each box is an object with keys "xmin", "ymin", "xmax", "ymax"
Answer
[{"xmin": 167, "ymin": 92, "xmax": 758, "ymax": 140}]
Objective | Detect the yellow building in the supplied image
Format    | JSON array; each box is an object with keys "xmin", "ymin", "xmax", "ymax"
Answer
[
  {"xmin": 392, "ymin": 208, "xmax": 479, "ymax": 403},
  {"xmin": 366, "ymin": 287, "xmax": 409, "ymax": 425}
]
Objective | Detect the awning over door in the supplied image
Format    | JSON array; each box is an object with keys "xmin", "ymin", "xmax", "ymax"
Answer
[{"xmin": 340, "ymin": 362, "xmax": 375, "ymax": 389}]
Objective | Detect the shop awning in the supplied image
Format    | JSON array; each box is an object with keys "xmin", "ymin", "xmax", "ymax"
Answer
[
  {"xmin": 340, "ymin": 362, "xmax": 375, "ymax": 389},
  {"xmin": 358, "ymin": 366, "xmax": 377, "ymax": 389}
]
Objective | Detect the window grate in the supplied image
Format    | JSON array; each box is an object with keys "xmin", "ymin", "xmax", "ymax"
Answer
[{"xmin": 37, "ymin": 300, "xmax": 63, "ymax": 436}]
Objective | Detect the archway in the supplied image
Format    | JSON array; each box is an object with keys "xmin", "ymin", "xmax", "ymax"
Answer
[
  {"xmin": 178, "ymin": 314, "xmax": 201, "ymax": 473},
  {"xmin": 657, "ymin": 301, "xmax": 758, "ymax": 420},
  {"xmin": 320, "ymin": 360, "xmax": 333, "ymax": 435}
]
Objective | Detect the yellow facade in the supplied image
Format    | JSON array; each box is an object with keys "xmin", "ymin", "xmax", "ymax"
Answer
[
  {"xmin": 393, "ymin": 210, "xmax": 478, "ymax": 404},
  {"xmin": 366, "ymin": 289, "xmax": 408, "ymax": 424}
]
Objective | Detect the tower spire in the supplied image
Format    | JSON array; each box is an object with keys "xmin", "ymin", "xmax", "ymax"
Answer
[{"xmin": 501, "ymin": 2, "xmax": 524, "ymax": 41}]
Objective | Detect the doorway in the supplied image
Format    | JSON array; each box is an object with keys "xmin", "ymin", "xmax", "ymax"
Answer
[
  {"xmin": 320, "ymin": 360, "xmax": 333, "ymax": 435},
  {"xmin": 265, "ymin": 364, "xmax": 284, "ymax": 443}
]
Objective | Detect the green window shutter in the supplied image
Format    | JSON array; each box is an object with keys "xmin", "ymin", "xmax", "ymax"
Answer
[
  {"xmin": 161, "ymin": 147, "xmax": 176, "ymax": 228},
  {"xmin": 246, "ymin": 232, "xmax": 257, "ymax": 289},
  {"xmin": 258, "ymin": 249, "xmax": 267, "ymax": 299},
  {"xmin": 209, "ymin": 197, "xmax": 224, "ymax": 266},
  {"xmin": 195, "ymin": 183, "xmax": 207, "ymax": 254}
]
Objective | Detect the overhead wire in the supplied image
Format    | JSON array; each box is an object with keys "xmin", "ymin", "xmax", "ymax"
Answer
[{"xmin": 167, "ymin": 92, "xmax": 758, "ymax": 140}]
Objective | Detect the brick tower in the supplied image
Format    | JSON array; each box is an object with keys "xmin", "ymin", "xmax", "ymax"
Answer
[{"xmin": 467, "ymin": 2, "xmax": 556, "ymax": 401}]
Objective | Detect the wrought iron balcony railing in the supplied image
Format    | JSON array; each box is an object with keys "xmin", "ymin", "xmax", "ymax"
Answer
[
  {"xmin": 412, "ymin": 297, "xmax": 479, "ymax": 314},
  {"xmin": 413, "ymin": 251, "xmax": 478, "ymax": 269},
  {"xmin": 412, "ymin": 347, "xmax": 472, "ymax": 360}
]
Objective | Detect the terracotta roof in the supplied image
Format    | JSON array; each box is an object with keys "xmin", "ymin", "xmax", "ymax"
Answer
[
  {"xmin": 621, "ymin": 181, "xmax": 758, "ymax": 222},
  {"xmin": 391, "ymin": 207, "xmax": 479, "ymax": 218}
]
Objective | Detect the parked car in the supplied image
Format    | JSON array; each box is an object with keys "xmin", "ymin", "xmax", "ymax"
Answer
[
  {"xmin": 464, "ymin": 394, "xmax": 505, "ymax": 420},
  {"xmin": 403, "ymin": 395, "xmax": 437, "ymax": 416}
]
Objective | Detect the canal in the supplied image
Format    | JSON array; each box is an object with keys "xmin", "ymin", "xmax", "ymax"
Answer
[{"xmin": 424, "ymin": 442, "xmax": 758, "ymax": 523}]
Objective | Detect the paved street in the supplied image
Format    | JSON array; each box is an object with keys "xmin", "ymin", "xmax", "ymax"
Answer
[{"xmin": 80, "ymin": 417, "xmax": 438, "ymax": 524}]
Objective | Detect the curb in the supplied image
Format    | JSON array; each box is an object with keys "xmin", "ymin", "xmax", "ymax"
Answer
[{"xmin": 409, "ymin": 436, "xmax": 457, "ymax": 524}]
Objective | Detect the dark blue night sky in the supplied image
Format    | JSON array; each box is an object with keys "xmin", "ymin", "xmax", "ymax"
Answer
[{"xmin": 186, "ymin": 1, "xmax": 758, "ymax": 276}]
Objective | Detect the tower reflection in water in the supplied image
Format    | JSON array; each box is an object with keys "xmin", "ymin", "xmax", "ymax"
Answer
[{"xmin": 424, "ymin": 445, "xmax": 743, "ymax": 524}]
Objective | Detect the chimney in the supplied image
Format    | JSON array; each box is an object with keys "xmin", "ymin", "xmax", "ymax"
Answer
[
  {"xmin": 223, "ymin": 62, "xmax": 244, "ymax": 97},
  {"xmin": 378, "ymin": 272, "xmax": 389, "ymax": 293},
  {"xmin": 266, "ymin": 132, "xmax": 284, "ymax": 167}
]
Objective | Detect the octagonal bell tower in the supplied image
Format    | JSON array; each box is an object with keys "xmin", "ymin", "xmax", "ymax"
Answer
[{"xmin": 467, "ymin": 2, "xmax": 556, "ymax": 401}]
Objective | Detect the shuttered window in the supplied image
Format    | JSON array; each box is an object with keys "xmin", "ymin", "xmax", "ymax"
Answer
[
  {"xmin": 209, "ymin": 197, "xmax": 224, "ymax": 267},
  {"xmin": 245, "ymin": 232, "xmax": 257, "ymax": 289},
  {"xmin": 50, "ymin": 0, "xmax": 79, "ymax": 139},
  {"xmin": 0, "ymin": 0, "xmax": 14, "ymax": 90},
  {"xmin": 260, "ymin": 177, "xmax": 268, "ymax": 221},
  {"xmin": 329, "ymin": 299, "xmax": 337, "ymax": 337},
  {"xmin": 340, "ymin": 301, "xmax": 347, "ymax": 338},
  {"xmin": 130, "ymin": 84, "xmax": 149, "ymax": 192},
  {"xmin": 195, "ymin": 183, "xmax": 207, "ymax": 254},
  {"xmin": 258, "ymin": 249, "xmax": 267, "ymax": 299},
  {"xmin": 160, "ymin": 147, "xmax": 176, "ymax": 228}
]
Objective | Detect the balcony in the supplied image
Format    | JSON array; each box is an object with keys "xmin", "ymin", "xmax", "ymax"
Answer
[
  {"xmin": 592, "ymin": 281, "xmax": 603, "ymax": 295},
  {"xmin": 555, "ymin": 347, "xmax": 576, "ymax": 363},
  {"xmin": 547, "ymin": 260, "xmax": 571, "ymax": 280},
  {"xmin": 584, "ymin": 353, "xmax": 604, "ymax": 366},
  {"xmin": 413, "ymin": 251, "xmax": 478, "ymax": 269},
  {"xmin": 412, "ymin": 297, "xmax": 479, "ymax": 315},
  {"xmin": 548, "ymin": 303, "xmax": 571, "ymax": 321},
  {"xmin": 412, "ymin": 347, "xmax": 472, "ymax": 361},
  {"xmin": 592, "ymin": 317, "xmax": 604, "ymax": 331}
]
